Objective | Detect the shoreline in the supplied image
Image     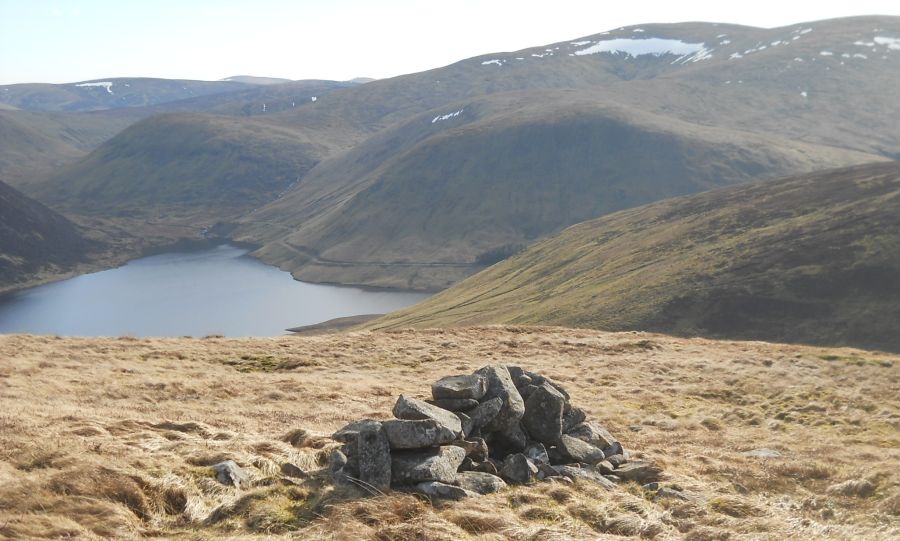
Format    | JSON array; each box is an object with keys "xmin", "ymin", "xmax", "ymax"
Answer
[{"xmin": 0, "ymin": 238, "xmax": 434, "ymax": 307}]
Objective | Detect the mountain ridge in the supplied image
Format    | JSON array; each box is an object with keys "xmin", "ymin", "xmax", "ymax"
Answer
[{"xmin": 7, "ymin": 16, "xmax": 900, "ymax": 293}]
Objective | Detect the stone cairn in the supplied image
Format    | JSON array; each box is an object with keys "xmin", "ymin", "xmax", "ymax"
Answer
[{"xmin": 329, "ymin": 365, "xmax": 659, "ymax": 500}]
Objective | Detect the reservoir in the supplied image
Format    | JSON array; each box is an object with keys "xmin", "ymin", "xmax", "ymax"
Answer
[{"xmin": 0, "ymin": 244, "xmax": 428, "ymax": 337}]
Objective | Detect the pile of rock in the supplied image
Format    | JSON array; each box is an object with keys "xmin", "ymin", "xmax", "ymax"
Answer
[{"xmin": 330, "ymin": 365, "xmax": 659, "ymax": 500}]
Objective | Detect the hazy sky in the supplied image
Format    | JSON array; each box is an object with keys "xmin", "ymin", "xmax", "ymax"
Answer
[{"xmin": 1, "ymin": 0, "xmax": 898, "ymax": 84}]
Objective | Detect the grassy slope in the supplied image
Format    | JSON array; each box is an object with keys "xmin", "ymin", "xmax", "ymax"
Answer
[
  {"xmin": 372, "ymin": 162, "xmax": 900, "ymax": 352},
  {"xmin": 230, "ymin": 17, "xmax": 899, "ymax": 289},
  {"xmin": 1, "ymin": 79, "xmax": 356, "ymax": 193},
  {"xmin": 0, "ymin": 109, "xmax": 143, "ymax": 188},
  {"xmin": 237, "ymin": 92, "xmax": 883, "ymax": 290},
  {"xmin": 0, "ymin": 180, "xmax": 96, "ymax": 289},
  {"xmin": 0, "ymin": 329, "xmax": 896, "ymax": 539},
  {"xmin": 32, "ymin": 113, "xmax": 333, "ymax": 219}
]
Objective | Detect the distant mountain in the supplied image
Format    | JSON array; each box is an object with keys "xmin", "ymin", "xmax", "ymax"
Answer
[
  {"xmin": 229, "ymin": 16, "xmax": 899, "ymax": 289},
  {"xmin": 0, "ymin": 77, "xmax": 254, "ymax": 112},
  {"xmin": 22, "ymin": 16, "xmax": 900, "ymax": 292},
  {"xmin": 146, "ymin": 79, "xmax": 360, "ymax": 117},
  {"xmin": 0, "ymin": 179, "xmax": 94, "ymax": 290},
  {"xmin": 0, "ymin": 79, "xmax": 357, "ymax": 190},
  {"xmin": 236, "ymin": 92, "xmax": 881, "ymax": 290},
  {"xmin": 371, "ymin": 162, "xmax": 900, "ymax": 352}
]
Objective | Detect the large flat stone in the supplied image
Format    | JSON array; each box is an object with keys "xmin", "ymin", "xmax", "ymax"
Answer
[
  {"xmin": 357, "ymin": 425, "xmax": 391, "ymax": 491},
  {"xmin": 522, "ymin": 383, "xmax": 566, "ymax": 444},
  {"xmin": 558, "ymin": 434, "xmax": 606, "ymax": 465},
  {"xmin": 393, "ymin": 395, "xmax": 462, "ymax": 436},
  {"xmin": 333, "ymin": 419, "xmax": 382, "ymax": 444},
  {"xmin": 524, "ymin": 370, "xmax": 571, "ymax": 401},
  {"xmin": 475, "ymin": 365, "xmax": 525, "ymax": 433},
  {"xmin": 414, "ymin": 481, "xmax": 478, "ymax": 501},
  {"xmin": 456, "ymin": 471, "xmax": 507, "ymax": 495},
  {"xmin": 566, "ymin": 422, "xmax": 617, "ymax": 449},
  {"xmin": 469, "ymin": 396, "xmax": 503, "ymax": 430},
  {"xmin": 383, "ymin": 419, "xmax": 457, "ymax": 450},
  {"xmin": 615, "ymin": 461, "xmax": 662, "ymax": 484},
  {"xmin": 391, "ymin": 446, "xmax": 466, "ymax": 486},
  {"xmin": 554, "ymin": 465, "xmax": 616, "ymax": 489},
  {"xmin": 499, "ymin": 453, "xmax": 537, "ymax": 485},
  {"xmin": 432, "ymin": 374, "xmax": 487, "ymax": 400},
  {"xmin": 428, "ymin": 398, "xmax": 480, "ymax": 412}
]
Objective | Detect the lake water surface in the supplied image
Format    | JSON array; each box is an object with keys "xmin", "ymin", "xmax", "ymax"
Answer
[{"xmin": 0, "ymin": 245, "xmax": 428, "ymax": 337}]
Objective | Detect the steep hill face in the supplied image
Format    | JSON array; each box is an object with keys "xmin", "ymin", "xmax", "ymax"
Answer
[
  {"xmin": 0, "ymin": 180, "xmax": 94, "ymax": 290},
  {"xmin": 237, "ymin": 93, "xmax": 882, "ymax": 290},
  {"xmin": 371, "ymin": 162, "xmax": 900, "ymax": 352},
  {"xmin": 32, "ymin": 113, "xmax": 333, "ymax": 220},
  {"xmin": 227, "ymin": 16, "xmax": 899, "ymax": 288},
  {"xmin": 0, "ymin": 78, "xmax": 252, "ymax": 112}
]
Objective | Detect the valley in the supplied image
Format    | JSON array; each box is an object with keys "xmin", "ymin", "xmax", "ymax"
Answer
[
  {"xmin": 371, "ymin": 162, "xmax": 900, "ymax": 352},
  {"xmin": 1, "ymin": 7, "xmax": 899, "ymax": 541},
  {"xmin": 4, "ymin": 16, "xmax": 898, "ymax": 299}
]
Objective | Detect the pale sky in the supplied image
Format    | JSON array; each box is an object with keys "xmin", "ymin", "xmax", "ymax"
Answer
[{"xmin": 1, "ymin": 0, "xmax": 898, "ymax": 85}]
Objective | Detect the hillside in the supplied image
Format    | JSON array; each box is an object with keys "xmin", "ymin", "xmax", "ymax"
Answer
[
  {"xmin": 0, "ymin": 77, "xmax": 252, "ymax": 112},
  {"xmin": 0, "ymin": 108, "xmax": 144, "ymax": 188},
  {"xmin": 371, "ymin": 162, "xmax": 900, "ymax": 352},
  {"xmin": 0, "ymin": 79, "xmax": 356, "ymax": 190},
  {"xmin": 0, "ymin": 180, "xmax": 95, "ymax": 291},
  {"xmin": 225, "ymin": 16, "xmax": 900, "ymax": 289},
  {"xmin": 16, "ymin": 16, "xmax": 900, "ymax": 291},
  {"xmin": 32, "ymin": 113, "xmax": 335, "ymax": 222},
  {"xmin": 237, "ymin": 92, "xmax": 882, "ymax": 290},
  {"xmin": 1, "ymin": 329, "xmax": 896, "ymax": 539}
]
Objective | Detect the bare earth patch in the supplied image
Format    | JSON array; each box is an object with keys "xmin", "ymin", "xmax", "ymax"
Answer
[{"xmin": 0, "ymin": 327, "xmax": 897, "ymax": 539}]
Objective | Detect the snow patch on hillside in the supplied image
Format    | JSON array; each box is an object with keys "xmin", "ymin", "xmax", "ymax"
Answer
[
  {"xmin": 574, "ymin": 38, "xmax": 707, "ymax": 60},
  {"xmin": 432, "ymin": 109, "xmax": 463, "ymax": 124},
  {"xmin": 481, "ymin": 59, "xmax": 504, "ymax": 66},
  {"xmin": 875, "ymin": 36, "xmax": 900, "ymax": 50},
  {"xmin": 75, "ymin": 81, "xmax": 113, "ymax": 94}
]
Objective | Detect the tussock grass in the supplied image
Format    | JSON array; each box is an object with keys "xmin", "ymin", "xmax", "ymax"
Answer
[{"xmin": 0, "ymin": 327, "xmax": 897, "ymax": 539}]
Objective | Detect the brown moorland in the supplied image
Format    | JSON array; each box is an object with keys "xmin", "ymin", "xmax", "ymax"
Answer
[{"xmin": 0, "ymin": 327, "xmax": 897, "ymax": 539}]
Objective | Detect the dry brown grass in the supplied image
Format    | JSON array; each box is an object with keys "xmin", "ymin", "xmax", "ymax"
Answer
[{"xmin": 0, "ymin": 326, "xmax": 898, "ymax": 539}]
